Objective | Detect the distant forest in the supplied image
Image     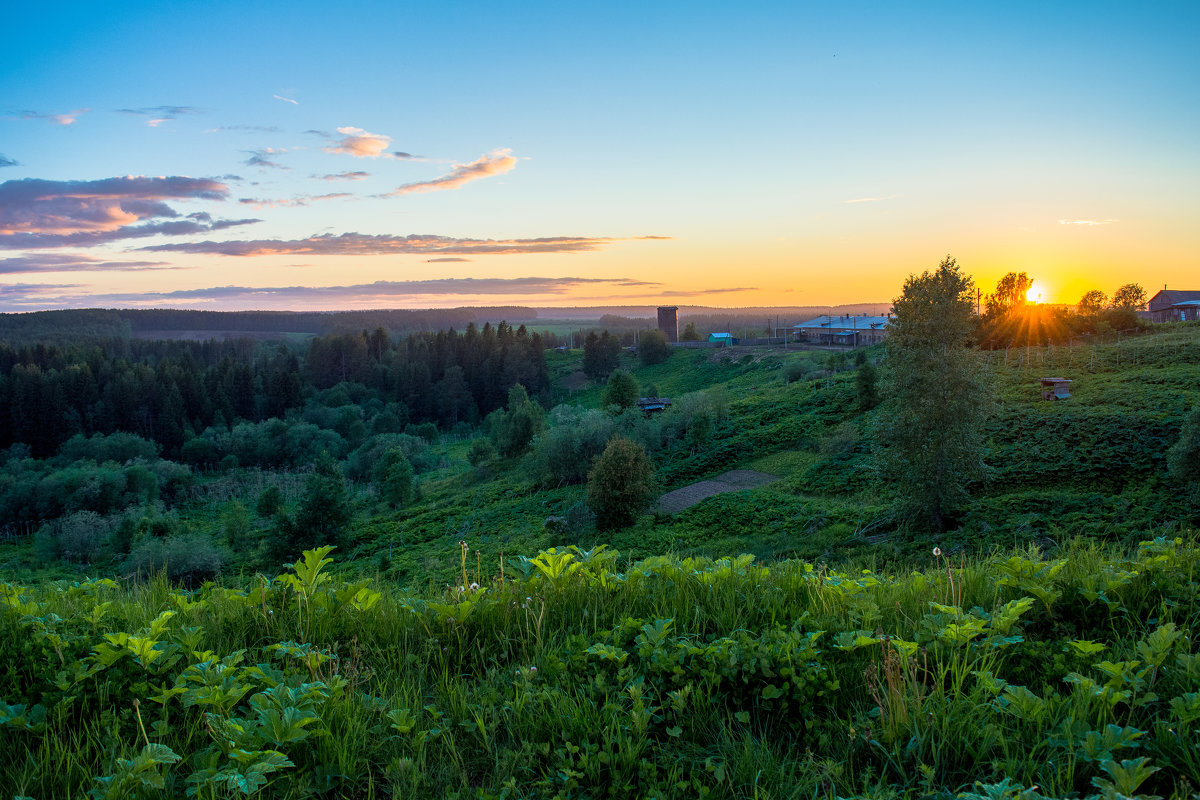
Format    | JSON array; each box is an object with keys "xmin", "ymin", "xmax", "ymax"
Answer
[
  {"xmin": 0, "ymin": 307, "xmax": 541, "ymax": 343},
  {"xmin": 0, "ymin": 321, "xmax": 548, "ymax": 462}
]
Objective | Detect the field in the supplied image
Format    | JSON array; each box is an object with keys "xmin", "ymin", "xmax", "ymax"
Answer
[
  {"xmin": 0, "ymin": 322, "xmax": 1198, "ymax": 797},
  {"xmin": 2, "ymin": 538, "xmax": 1198, "ymax": 798}
]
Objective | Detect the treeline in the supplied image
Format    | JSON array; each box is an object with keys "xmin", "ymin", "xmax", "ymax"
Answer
[
  {"xmin": 0, "ymin": 307, "xmax": 540, "ymax": 343},
  {"xmin": 0, "ymin": 321, "xmax": 548, "ymax": 459}
]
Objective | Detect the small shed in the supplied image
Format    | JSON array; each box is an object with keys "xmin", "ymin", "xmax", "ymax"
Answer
[
  {"xmin": 708, "ymin": 333, "xmax": 736, "ymax": 346},
  {"xmin": 637, "ymin": 397, "xmax": 672, "ymax": 414},
  {"xmin": 1040, "ymin": 377, "xmax": 1073, "ymax": 401}
]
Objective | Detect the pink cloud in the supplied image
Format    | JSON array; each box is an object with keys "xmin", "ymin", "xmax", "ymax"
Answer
[
  {"xmin": 386, "ymin": 149, "xmax": 517, "ymax": 195},
  {"xmin": 325, "ymin": 126, "xmax": 392, "ymax": 158}
]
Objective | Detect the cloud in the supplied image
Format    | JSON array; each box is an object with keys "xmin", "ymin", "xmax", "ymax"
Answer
[
  {"xmin": 0, "ymin": 253, "xmax": 177, "ymax": 274},
  {"xmin": 273, "ymin": 94, "xmax": 299, "ymax": 105},
  {"xmin": 386, "ymin": 149, "xmax": 517, "ymax": 195},
  {"xmin": 237, "ymin": 193, "xmax": 352, "ymax": 209},
  {"xmin": 325, "ymin": 126, "xmax": 392, "ymax": 158},
  {"xmin": 393, "ymin": 152, "xmax": 422, "ymax": 160},
  {"xmin": 22, "ymin": 109, "xmax": 88, "ymax": 125},
  {"xmin": 0, "ymin": 276, "xmax": 662, "ymax": 311},
  {"xmin": 0, "ymin": 283, "xmax": 84, "ymax": 309},
  {"xmin": 244, "ymin": 148, "xmax": 289, "ymax": 169},
  {"xmin": 843, "ymin": 194, "xmax": 899, "ymax": 204},
  {"xmin": 1058, "ymin": 219, "xmax": 1118, "ymax": 226},
  {"xmin": 118, "ymin": 106, "xmax": 199, "ymax": 127},
  {"xmin": 0, "ymin": 155, "xmax": 17, "ymax": 168},
  {"xmin": 425, "ymin": 257, "xmax": 472, "ymax": 263},
  {"xmin": 313, "ymin": 171, "xmax": 370, "ymax": 182},
  {"xmin": 0, "ymin": 175, "xmax": 258, "ymax": 249},
  {"xmin": 141, "ymin": 231, "xmax": 631, "ymax": 257},
  {"xmin": 207, "ymin": 125, "xmax": 281, "ymax": 134}
]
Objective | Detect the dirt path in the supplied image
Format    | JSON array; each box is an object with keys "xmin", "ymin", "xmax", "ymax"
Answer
[{"xmin": 654, "ymin": 469, "xmax": 779, "ymax": 514}]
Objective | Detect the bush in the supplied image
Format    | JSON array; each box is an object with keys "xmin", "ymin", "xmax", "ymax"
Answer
[
  {"xmin": 602, "ymin": 369, "xmax": 639, "ymax": 413},
  {"xmin": 638, "ymin": 330, "xmax": 672, "ymax": 366},
  {"xmin": 34, "ymin": 510, "xmax": 118, "ymax": 564},
  {"xmin": 1167, "ymin": 404, "xmax": 1200, "ymax": 511},
  {"xmin": 58, "ymin": 432, "xmax": 159, "ymax": 465},
  {"xmin": 256, "ymin": 486, "xmax": 284, "ymax": 517},
  {"xmin": 127, "ymin": 533, "xmax": 223, "ymax": 585},
  {"xmin": 346, "ymin": 433, "xmax": 432, "ymax": 480},
  {"xmin": 491, "ymin": 384, "xmax": 546, "ymax": 458},
  {"xmin": 467, "ymin": 437, "xmax": 496, "ymax": 467},
  {"xmin": 784, "ymin": 361, "xmax": 808, "ymax": 384},
  {"xmin": 530, "ymin": 406, "xmax": 618, "ymax": 486},
  {"xmin": 587, "ymin": 437, "xmax": 656, "ymax": 530},
  {"xmin": 376, "ymin": 447, "xmax": 415, "ymax": 507}
]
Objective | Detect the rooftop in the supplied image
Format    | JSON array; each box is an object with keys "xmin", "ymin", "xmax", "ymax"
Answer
[{"xmin": 793, "ymin": 314, "xmax": 891, "ymax": 330}]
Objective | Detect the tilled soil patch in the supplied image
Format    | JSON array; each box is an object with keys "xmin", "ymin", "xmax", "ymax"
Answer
[{"xmin": 654, "ymin": 469, "xmax": 778, "ymax": 514}]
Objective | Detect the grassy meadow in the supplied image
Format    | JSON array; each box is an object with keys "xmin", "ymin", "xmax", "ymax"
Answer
[{"xmin": 1, "ymin": 323, "xmax": 1199, "ymax": 797}]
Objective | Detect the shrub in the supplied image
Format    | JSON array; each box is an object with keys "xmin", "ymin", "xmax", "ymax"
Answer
[
  {"xmin": 638, "ymin": 329, "xmax": 672, "ymax": 365},
  {"xmin": 491, "ymin": 384, "xmax": 546, "ymax": 458},
  {"xmin": 34, "ymin": 510, "xmax": 117, "ymax": 564},
  {"xmin": 1167, "ymin": 403, "xmax": 1200, "ymax": 511},
  {"xmin": 467, "ymin": 437, "xmax": 496, "ymax": 467},
  {"xmin": 58, "ymin": 431, "xmax": 159, "ymax": 465},
  {"xmin": 127, "ymin": 533, "xmax": 223, "ymax": 585},
  {"xmin": 530, "ymin": 406, "xmax": 618, "ymax": 486},
  {"xmin": 376, "ymin": 447, "xmax": 415, "ymax": 507},
  {"xmin": 587, "ymin": 437, "xmax": 656, "ymax": 530},
  {"xmin": 256, "ymin": 486, "xmax": 284, "ymax": 517},
  {"xmin": 602, "ymin": 369, "xmax": 639, "ymax": 413}
]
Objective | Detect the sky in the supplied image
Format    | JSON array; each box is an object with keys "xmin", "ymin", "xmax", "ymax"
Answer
[{"xmin": 1, "ymin": 1, "xmax": 1197, "ymax": 312}]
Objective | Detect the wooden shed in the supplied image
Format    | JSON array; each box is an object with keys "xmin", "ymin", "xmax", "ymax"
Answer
[{"xmin": 1040, "ymin": 377, "xmax": 1072, "ymax": 401}]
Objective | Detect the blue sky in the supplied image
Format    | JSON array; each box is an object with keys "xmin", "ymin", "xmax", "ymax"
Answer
[{"xmin": 2, "ymin": 1, "xmax": 1197, "ymax": 310}]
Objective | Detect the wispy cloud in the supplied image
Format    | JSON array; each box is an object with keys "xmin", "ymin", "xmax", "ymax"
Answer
[
  {"xmin": 141, "ymin": 231, "xmax": 637, "ymax": 257},
  {"xmin": 0, "ymin": 175, "xmax": 258, "ymax": 249},
  {"xmin": 238, "ymin": 193, "xmax": 353, "ymax": 209},
  {"xmin": 117, "ymin": 105, "xmax": 199, "ymax": 127},
  {"xmin": 22, "ymin": 108, "xmax": 89, "ymax": 126},
  {"xmin": 0, "ymin": 155, "xmax": 17, "ymax": 168},
  {"xmin": 425, "ymin": 257, "xmax": 471, "ymax": 263},
  {"xmin": 273, "ymin": 94, "xmax": 299, "ymax": 105},
  {"xmin": 0, "ymin": 276, "xmax": 661, "ymax": 311},
  {"xmin": 244, "ymin": 148, "xmax": 289, "ymax": 169},
  {"xmin": 1058, "ymin": 218, "xmax": 1119, "ymax": 226},
  {"xmin": 207, "ymin": 124, "xmax": 281, "ymax": 134},
  {"xmin": 385, "ymin": 149, "xmax": 517, "ymax": 195},
  {"xmin": 325, "ymin": 126, "xmax": 393, "ymax": 158},
  {"xmin": 572, "ymin": 287, "xmax": 756, "ymax": 302},
  {"xmin": 313, "ymin": 171, "xmax": 370, "ymax": 182},
  {"xmin": 0, "ymin": 283, "xmax": 84, "ymax": 309},
  {"xmin": 0, "ymin": 253, "xmax": 177, "ymax": 274},
  {"xmin": 843, "ymin": 194, "xmax": 899, "ymax": 204}
]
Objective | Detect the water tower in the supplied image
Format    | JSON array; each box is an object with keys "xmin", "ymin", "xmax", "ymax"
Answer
[{"xmin": 657, "ymin": 306, "xmax": 679, "ymax": 343}]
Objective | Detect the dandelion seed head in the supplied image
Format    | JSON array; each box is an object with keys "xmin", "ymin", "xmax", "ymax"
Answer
[{"xmin": 933, "ymin": 547, "xmax": 942, "ymax": 557}]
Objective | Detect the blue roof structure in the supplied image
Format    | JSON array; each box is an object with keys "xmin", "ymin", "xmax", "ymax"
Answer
[{"xmin": 792, "ymin": 315, "xmax": 891, "ymax": 330}]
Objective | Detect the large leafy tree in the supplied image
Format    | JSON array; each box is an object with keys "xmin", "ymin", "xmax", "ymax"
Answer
[
  {"xmin": 985, "ymin": 271, "xmax": 1032, "ymax": 318},
  {"xmin": 1077, "ymin": 289, "xmax": 1108, "ymax": 315},
  {"xmin": 1110, "ymin": 283, "xmax": 1147, "ymax": 311},
  {"xmin": 876, "ymin": 256, "xmax": 989, "ymax": 531}
]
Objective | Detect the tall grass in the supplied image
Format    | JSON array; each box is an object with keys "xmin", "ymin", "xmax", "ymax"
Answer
[{"xmin": 1, "ymin": 535, "xmax": 1198, "ymax": 798}]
